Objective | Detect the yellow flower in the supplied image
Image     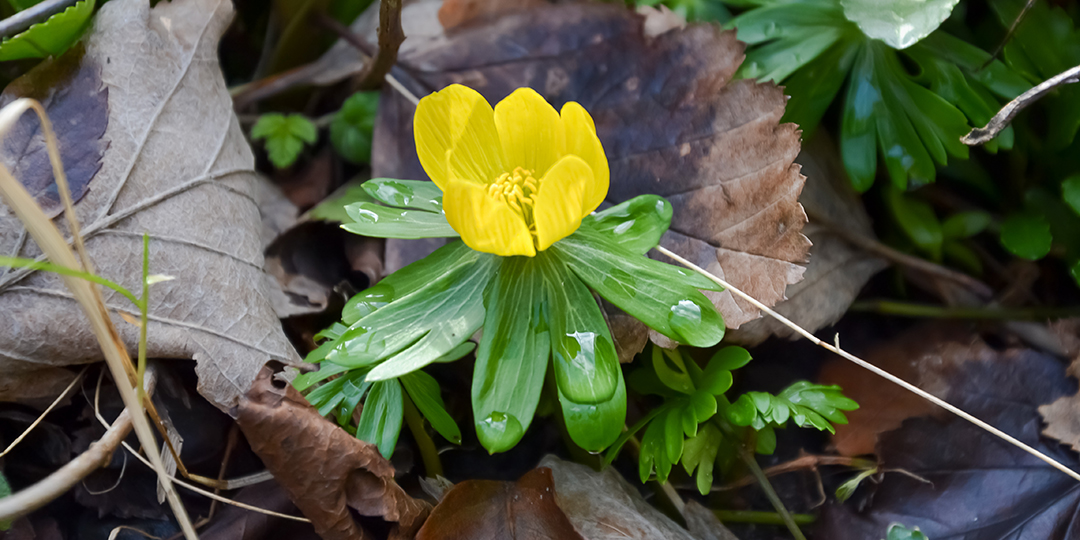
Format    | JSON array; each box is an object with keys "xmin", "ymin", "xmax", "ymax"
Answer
[{"xmin": 414, "ymin": 85, "xmax": 609, "ymax": 257}]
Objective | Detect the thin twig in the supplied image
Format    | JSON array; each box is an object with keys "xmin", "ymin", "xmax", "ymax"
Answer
[
  {"xmin": 963, "ymin": 63, "xmax": 1080, "ymax": 145},
  {"xmin": 0, "ymin": 368, "xmax": 156, "ymax": 522},
  {"xmin": 0, "ymin": 0, "xmax": 79, "ymax": 39},
  {"xmin": 731, "ymin": 436, "xmax": 806, "ymax": 540},
  {"xmin": 334, "ymin": 0, "xmax": 403, "ymax": 91},
  {"xmin": 807, "ymin": 210, "xmax": 992, "ymax": 298},
  {"xmin": 714, "ymin": 454, "xmax": 876, "ymax": 492},
  {"xmin": 0, "ymin": 366, "xmax": 87, "ymax": 458},
  {"xmin": 655, "ymin": 245, "xmax": 1080, "ymax": 483},
  {"xmin": 851, "ymin": 299, "xmax": 1080, "ymax": 320},
  {"xmin": 982, "ymin": 0, "xmax": 1035, "ymax": 68},
  {"xmin": 311, "ymin": 12, "xmax": 419, "ymax": 105}
]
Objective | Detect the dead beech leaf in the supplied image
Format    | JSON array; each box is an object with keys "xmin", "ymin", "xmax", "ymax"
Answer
[
  {"xmin": 1038, "ymin": 318, "xmax": 1080, "ymax": 453},
  {"xmin": 368, "ymin": 3, "xmax": 809, "ymax": 333},
  {"xmin": 729, "ymin": 133, "xmax": 887, "ymax": 345},
  {"xmin": 0, "ymin": 0, "xmax": 299, "ymax": 409},
  {"xmin": 818, "ymin": 324, "xmax": 999, "ymax": 456},
  {"xmin": 539, "ymin": 455, "xmax": 723, "ymax": 540},
  {"xmin": 818, "ymin": 346, "xmax": 1080, "ymax": 540},
  {"xmin": 236, "ymin": 367, "xmax": 429, "ymax": 540},
  {"xmin": 415, "ymin": 466, "xmax": 583, "ymax": 540}
]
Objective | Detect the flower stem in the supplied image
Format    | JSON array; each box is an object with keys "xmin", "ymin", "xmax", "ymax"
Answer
[
  {"xmin": 403, "ymin": 392, "xmax": 442, "ymax": 477},
  {"xmin": 735, "ymin": 445, "xmax": 807, "ymax": 540},
  {"xmin": 713, "ymin": 510, "xmax": 816, "ymax": 526}
]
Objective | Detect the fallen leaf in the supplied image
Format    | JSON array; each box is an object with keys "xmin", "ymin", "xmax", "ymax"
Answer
[
  {"xmin": 818, "ymin": 323, "xmax": 989, "ymax": 456},
  {"xmin": 728, "ymin": 132, "xmax": 887, "ymax": 345},
  {"xmin": 366, "ymin": 3, "xmax": 809, "ymax": 333},
  {"xmin": 1038, "ymin": 318, "xmax": 1080, "ymax": 453},
  {"xmin": 817, "ymin": 342, "xmax": 1080, "ymax": 539},
  {"xmin": 415, "ymin": 466, "xmax": 584, "ymax": 540},
  {"xmin": 236, "ymin": 366, "xmax": 429, "ymax": 540},
  {"xmin": 0, "ymin": 0, "xmax": 299, "ymax": 410},
  {"xmin": 539, "ymin": 455, "xmax": 723, "ymax": 540},
  {"xmin": 683, "ymin": 500, "xmax": 740, "ymax": 540},
  {"xmin": 200, "ymin": 483, "xmax": 319, "ymax": 540},
  {"xmin": 438, "ymin": 0, "xmax": 547, "ymax": 31}
]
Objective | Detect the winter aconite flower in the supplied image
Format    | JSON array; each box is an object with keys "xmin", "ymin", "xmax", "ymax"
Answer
[{"xmin": 414, "ymin": 85, "xmax": 609, "ymax": 256}]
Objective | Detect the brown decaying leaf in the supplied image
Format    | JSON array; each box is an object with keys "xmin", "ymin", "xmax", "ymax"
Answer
[
  {"xmin": 235, "ymin": 366, "xmax": 429, "ymax": 540},
  {"xmin": 818, "ymin": 323, "xmax": 994, "ymax": 456},
  {"xmin": 728, "ymin": 132, "xmax": 887, "ymax": 345},
  {"xmin": 0, "ymin": 0, "xmax": 299, "ymax": 409},
  {"xmin": 437, "ymin": 0, "xmax": 547, "ymax": 31},
  {"xmin": 416, "ymin": 467, "xmax": 584, "ymax": 540},
  {"xmin": 200, "ymin": 483, "xmax": 320, "ymax": 540},
  {"xmin": 538, "ymin": 455, "xmax": 717, "ymax": 540},
  {"xmin": 366, "ymin": 3, "xmax": 808, "ymax": 335},
  {"xmin": 818, "ymin": 343, "xmax": 1080, "ymax": 539},
  {"xmin": 1038, "ymin": 318, "xmax": 1080, "ymax": 453}
]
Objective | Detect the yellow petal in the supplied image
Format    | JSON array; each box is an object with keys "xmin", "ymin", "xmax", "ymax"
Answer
[
  {"xmin": 414, "ymin": 84, "xmax": 506, "ymax": 190},
  {"xmin": 443, "ymin": 176, "xmax": 535, "ymax": 257},
  {"xmin": 561, "ymin": 102, "xmax": 609, "ymax": 215},
  {"xmin": 534, "ymin": 155, "xmax": 591, "ymax": 251},
  {"xmin": 494, "ymin": 88, "xmax": 564, "ymax": 178}
]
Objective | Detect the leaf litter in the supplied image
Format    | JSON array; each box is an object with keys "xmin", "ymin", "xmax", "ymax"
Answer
[{"xmin": 0, "ymin": 0, "xmax": 299, "ymax": 410}]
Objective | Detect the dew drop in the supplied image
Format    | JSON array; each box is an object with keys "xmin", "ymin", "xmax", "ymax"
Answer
[{"xmin": 668, "ymin": 299, "xmax": 702, "ymax": 341}]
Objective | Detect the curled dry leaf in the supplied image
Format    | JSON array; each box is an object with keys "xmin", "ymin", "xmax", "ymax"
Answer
[
  {"xmin": 1037, "ymin": 318, "xmax": 1080, "ymax": 453},
  {"xmin": 367, "ymin": 3, "xmax": 809, "ymax": 336},
  {"xmin": 0, "ymin": 0, "xmax": 299, "ymax": 409},
  {"xmin": 415, "ymin": 466, "xmax": 584, "ymax": 540},
  {"xmin": 236, "ymin": 366, "xmax": 430, "ymax": 540},
  {"xmin": 818, "ymin": 344, "xmax": 1080, "ymax": 539}
]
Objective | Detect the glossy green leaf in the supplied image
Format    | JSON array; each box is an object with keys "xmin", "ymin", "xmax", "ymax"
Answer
[
  {"xmin": 335, "ymin": 377, "xmax": 372, "ymax": 427},
  {"xmin": 539, "ymin": 252, "xmax": 619, "ymax": 404},
  {"xmin": 835, "ymin": 467, "xmax": 877, "ymax": 502},
  {"xmin": 941, "ymin": 211, "xmax": 991, "ymax": 239},
  {"xmin": 309, "ymin": 184, "xmax": 378, "ymax": 223},
  {"xmin": 651, "ymin": 346, "xmax": 695, "ymax": 395},
  {"xmin": 0, "ymin": 0, "xmax": 95, "ymax": 61},
  {"xmin": 885, "ymin": 523, "xmax": 929, "ymax": 540},
  {"xmin": 555, "ymin": 227, "xmax": 725, "ymax": 347},
  {"xmin": 782, "ymin": 39, "xmax": 861, "ymax": 136},
  {"xmin": 1063, "ymin": 174, "xmax": 1080, "ymax": 217},
  {"xmin": 363, "ymin": 178, "xmax": 445, "ymax": 213},
  {"xmin": 251, "ymin": 113, "xmax": 317, "ymax": 169},
  {"xmin": 342, "ymin": 201, "xmax": 458, "ymax": 239},
  {"xmin": 887, "ymin": 187, "xmax": 943, "ymax": 259},
  {"xmin": 639, "ymin": 411, "xmax": 675, "ymax": 483},
  {"xmin": 331, "ymin": 92, "xmax": 379, "ymax": 164},
  {"xmin": 558, "ymin": 365, "xmax": 627, "ymax": 452},
  {"xmin": 755, "ymin": 425, "xmax": 777, "ymax": 454},
  {"xmin": 730, "ymin": 0, "xmax": 855, "ymax": 82},
  {"xmin": 355, "ymin": 379, "xmax": 404, "ymax": 458},
  {"xmin": 663, "ymin": 408, "xmax": 684, "ymax": 465},
  {"xmin": 840, "ymin": 0, "xmax": 959, "ymax": 49},
  {"xmin": 7, "ymin": 0, "xmax": 41, "ymax": 11},
  {"xmin": 701, "ymin": 347, "xmax": 750, "ymax": 395},
  {"xmin": 681, "ymin": 422, "xmax": 723, "ymax": 495},
  {"xmin": 472, "ymin": 256, "xmax": 549, "ymax": 453},
  {"xmin": 401, "ymin": 370, "xmax": 462, "ymax": 444},
  {"xmin": 582, "ymin": 195, "xmax": 672, "ymax": 255},
  {"xmin": 304, "ymin": 367, "xmax": 367, "ymax": 414},
  {"xmin": 331, "ymin": 243, "xmax": 495, "ymax": 376},
  {"xmin": 1000, "ymin": 213, "xmax": 1052, "ymax": 261},
  {"xmin": 727, "ymin": 394, "xmax": 757, "ymax": 426}
]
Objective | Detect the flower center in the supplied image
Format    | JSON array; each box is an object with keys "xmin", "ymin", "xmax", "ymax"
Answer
[{"xmin": 488, "ymin": 166, "xmax": 540, "ymax": 237}]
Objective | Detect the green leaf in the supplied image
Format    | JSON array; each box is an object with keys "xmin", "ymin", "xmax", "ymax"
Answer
[
  {"xmin": 1063, "ymin": 174, "xmax": 1080, "ymax": 217},
  {"xmin": 0, "ymin": 0, "xmax": 95, "ymax": 61},
  {"xmin": 1072, "ymin": 260, "xmax": 1080, "ymax": 288},
  {"xmin": 755, "ymin": 425, "xmax": 777, "ymax": 454},
  {"xmin": 836, "ymin": 467, "xmax": 878, "ymax": 502},
  {"xmin": 681, "ymin": 422, "xmax": 722, "ymax": 495},
  {"xmin": 727, "ymin": 394, "xmax": 757, "ymax": 426},
  {"xmin": 582, "ymin": 195, "xmax": 672, "ymax": 255},
  {"xmin": 885, "ymin": 523, "xmax": 929, "ymax": 540},
  {"xmin": 251, "ymin": 113, "xmax": 317, "ymax": 168},
  {"xmin": 1000, "ymin": 213, "xmax": 1052, "ymax": 261},
  {"xmin": 701, "ymin": 346, "xmax": 750, "ymax": 395},
  {"xmin": 558, "ymin": 365, "xmax": 627, "ymax": 451},
  {"xmin": 555, "ymin": 227, "xmax": 725, "ymax": 347},
  {"xmin": 309, "ymin": 184, "xmax": 378, "ymax": 223},
  {"xmin": 887, "ymin": 187, "xmax": 943, "ymax": 259},
  {"xmin": 355, "ymin": 379, "xmax": 404, "ymax": 459},
  {"xmin": 472, "ymin": 256, "xmax": 549, "ymax": 453},
  {"xmin": 941, "ymin": 211, "xmax": 991, "ymax": 239},
  {"xmin": 401, "ymin": 370, "xmax": 462, "ymax": 444},
  {"xmin": 363, "ymin": 178, "xmax": 445, "ymax": 213},
  {"xmin": 342, "ymin": 201, "xmax": 458, "ymax": 239},
  {"xmin": 840, "ymin": 0, "xmax": 959, "ymax": 49},
  {"xmin": 728, "ymin": 382, "xmax": 858, "ymax": 434},
  {"xmin": 0, "ymin": 469, "xmax": 10, "ymax": 531},
  {"xmin": 8, "ymin": 0, "xmax": 41, "ymax": 11},
  {"xmin": 651, "ymin": 346, "xmax": 696, "ymax": 395},
  {"xmin": 331, "ymin": 243, "xmax": 495, "ymax": 377},
  {"xmin": 331, "ymin": 92, "xmax": 379, "ymax": 164},
  {"xmin": 639, "ymin": 410, "xmax": 676, "ymax": 483},
  {"xmin": 540, "ymin": 252, "xmax": 619, "ymax": 404},
  {"xmin": 731, "ymin": 0, "xmax": 855, "ymax": 83}
]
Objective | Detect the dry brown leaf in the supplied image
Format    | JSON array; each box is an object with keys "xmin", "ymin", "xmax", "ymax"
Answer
[
  {"xmin": 1037, "ymin": 318, "xmax": 1080, "ymax": 453},
  {"xmin": 818, "ymin": 323, "xmax": 995, "ymax": 456},
  {"xmin": 438, "ymin": 0, "xmax": 547, "ymax": 31},
  {"xmin": 415, "ymin": 467, "xmax": 584, "ymax": 540},
  {"xmin": 728, "ymin": 133, "xmax": 887, "ymax": 345},
  {"xmin": 367, "ymin": 3, "xmax": 809, "ymax": 334},
  {"xmin": 538, "ymin": 455, "xmax": 724, "ymax": 540},
  {"xmin": 0, "ymin": 0, "xmax": 299, "ymax": 410},
  {"xmin": 200, "ymin": 483, "xmax": 320, "ymax": 540},
  {"xmin": 236, "ymin": 366, "xmax": 429, "ymax": 540}
]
